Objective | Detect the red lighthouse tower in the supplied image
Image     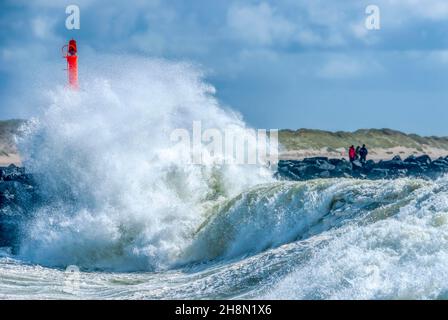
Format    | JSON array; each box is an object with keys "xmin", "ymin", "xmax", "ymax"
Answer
[{"xmin": 62, "ymin": 39, "xmax": 78, "ymax": 89}]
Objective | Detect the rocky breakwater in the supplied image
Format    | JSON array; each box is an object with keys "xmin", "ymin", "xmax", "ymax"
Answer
[
  {"xmin": 0, "ymin": 164, "xmax": 37, "ymax": 250},
  {"xmin": 276, "ymin": 155, "xmax": 448, "ymax": 181}
]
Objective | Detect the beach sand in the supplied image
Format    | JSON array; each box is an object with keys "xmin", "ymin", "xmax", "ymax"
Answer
[{"xmin": 0, "ymin": 153, "xmax": 21, "ymax": 166}]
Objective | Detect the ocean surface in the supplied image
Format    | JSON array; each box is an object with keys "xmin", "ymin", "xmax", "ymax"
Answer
[{"xmin": 1, "ymin": 58, "xmax": 448, "ymax": 299}]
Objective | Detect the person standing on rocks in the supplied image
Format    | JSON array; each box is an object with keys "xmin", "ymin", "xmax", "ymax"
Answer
[
  {"xmin": 349, "ymin": 145, "xmax": 356, "ymax": 162},
  {"xmin": 359, "ymin": 144, "xmax": 368, "ymax": 163},
  {"xmin": 355, "ymin": 146, "xmax": 361, "ymax": 160}
]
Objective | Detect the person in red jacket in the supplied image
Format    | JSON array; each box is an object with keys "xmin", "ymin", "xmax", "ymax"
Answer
[{"xmin": 349, "ymin": 145, "xmax": 356, "ymax": 162}]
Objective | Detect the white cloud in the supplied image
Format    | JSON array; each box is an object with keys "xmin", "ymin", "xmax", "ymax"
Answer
[
  {"xmin": 31, "ymin": 17, "xmax": 56, "ymax": 39},
  {"xmin": 296, "ymin": 29, "xmax": 322, "ymax": 46},
  {"xmin": 428, "ymin": 50, "xmax": 448, "ymax": 64},
  {"xmin": 18, "ymin": 0, "xmax": 97, "ymax": 9},
  {"xmin": 318, "ymin": 59, "xmax": 363, "ymax": 79},
  {"xmin": 383, "ymin": 0, "xmax": 448, "ymax": 21},
  {"xmin": 408, "ymin": 49, "xmax": 448, "ymax": 67},
  {"xmin": 227, "ymin": 2, "xmax": 296, "ymax": 46},
  {"xmin": 317, "ymin": 55, "xmax": 384, "ymax": 79}
]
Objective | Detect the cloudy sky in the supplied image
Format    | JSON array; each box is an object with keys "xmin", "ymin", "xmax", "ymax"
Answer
[{"xmin": 1, "ymin": 0, "xmax": 448, "ymax": 135}]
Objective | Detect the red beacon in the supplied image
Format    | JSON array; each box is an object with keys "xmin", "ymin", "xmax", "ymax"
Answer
[{"xmin": 62, "ymin": 39, "xmax": 79, "ymax": 89}]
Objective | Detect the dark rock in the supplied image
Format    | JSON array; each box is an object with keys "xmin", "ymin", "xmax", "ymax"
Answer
[
  {"xmin": 396, "ymin": 169, "xmax": 408, "ymax": 177},
  {"xmin": 415, "ymin": 155, "xmax": 431, "ymax": 165},
  {"xmin": 275, "ymin": 153, "xmax": 448, "ymax": 182},
  {"xmin": 289, "ymin": 165, "xmax": 307, "ymax": 177},
  {"xmin": 328, "ymin": 158, "xmax": 343, "ymax": 165},
  {"xmin": 302, "ymin": 157, "xmax": 329, "ymax": 164},
  {"xmin": 363, "ymin": 160, "xmax": 375, "ymax": 170},
  {"xmin": 432, "ymin": 158, "xmax": 448, "ymax": 166},
  {"xmin": 377, "ymin": 159, "xmax": 408, "ymax": 170},
  {"xmin": 335, "ymin": 160, "xmax": 352, "ymax": 171},
  {"xmin": 369, "ymin": 168, "xmax": 389, "ymax": 179},
  {"xmin": 1, "ymin": 164, "xmax": 25, "ymax": 181},
  {"xmin": 277, "ymin": 161, "xmax": 290, "ymax": 168},
  {"xmin": 351, "ymin": 160, "xmax": 363, "ymax": 170},
  {"xmin": 0, "ymin": 168, "xmax": 38, "ymax": 250},
  {"xmin": 430, "ymin": 159, "xmax": 448, "ymax": 172},
  {"xmin": 302, "ymin": 165, "xmax": 325, "ymax": 177},
  {"xmin": 277, "ymin": 165, "xmax": 301, "ymax": 180},
  {"xmin": 317, "ymin": 162, "xmax": 335, "ymax": 171},
  {"xmin": 278, "ymin": 160, "xmax": 301, "ymax": 167},
  {"xmin": 319, "ymin": 170, "xmax": 331, "ymax": 178},
  {"xmin": 404, "ymin": 155, "xmax": 417, "ymax": 163}
]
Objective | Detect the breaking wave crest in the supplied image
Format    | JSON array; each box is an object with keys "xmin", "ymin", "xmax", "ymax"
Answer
[{"xmin": 16, "ymin": 58, "xmax": 272, "ymax": 271}]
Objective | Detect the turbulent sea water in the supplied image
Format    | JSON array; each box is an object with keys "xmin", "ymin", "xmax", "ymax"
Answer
[{"xmin": 2, "ymin": 58, "xmax": 448, "ymax": 299}]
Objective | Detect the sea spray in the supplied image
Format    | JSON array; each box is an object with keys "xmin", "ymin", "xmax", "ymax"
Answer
[{"xmin": 16, "ymin": 57, "xmax": 273, "ymax": 271}]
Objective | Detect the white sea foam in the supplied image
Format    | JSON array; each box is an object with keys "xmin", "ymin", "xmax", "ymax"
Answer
[
  {"xmin": 265, "ymin": 176, "xmax": 448, "ymax": 299},
  {"xmin": 17, "ymin": 57, "xmax": 272, "ymax": 271}
]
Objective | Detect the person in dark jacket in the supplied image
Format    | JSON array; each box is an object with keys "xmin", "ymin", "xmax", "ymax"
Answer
[
  {"xmin": 355, "ymin": 146, "xmax": 361, "ymax": 160},
  {"xmin": 359, "ymin": 144, "xmax": 368, "ymax": 163}
]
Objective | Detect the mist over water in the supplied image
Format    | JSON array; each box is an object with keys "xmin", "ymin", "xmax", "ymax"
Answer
[{"xmin": 2, "ymin": 57, "xmax": 448, "ymax": 299}]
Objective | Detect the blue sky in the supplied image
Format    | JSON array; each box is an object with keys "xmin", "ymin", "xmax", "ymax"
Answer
[{"xmin": 1, "ymin": 0, "xmax": 448, "ymax": 135}]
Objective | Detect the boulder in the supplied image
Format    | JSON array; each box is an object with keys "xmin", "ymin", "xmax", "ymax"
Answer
[
  {"xmin": 335, "ymin": 160, "xmax": 352, "ymax": 171},
  {"xmin": 328, "ymin": 158, "xmax": 344, "ymax": 166},
  {"xmin": 302, "ymin": 165, "xmax": 326, "ymax": 178},
  {"xmin": 430, "ymin": 159, "xmax": 448, "ymax": 172},
  {"xmin": 432, "ymin": 158, "xmax": 448, "ymax": 166},
  {"xmin": 415, "ymin": 155, "xmax": 432, "ymax": 165},
  {"xmin": 289, "ymin": 165, "xmax": 307, "ymax": 177},
  {"xmin": 302, "ymin": 157, "xmax": 329, "ymax": 164},
  {"xmin": 0, "ymin": 170, "xmax": 38, "ymax": 250},
  {"xmin": 363, "ymin": 160, "xmax": 375, "ymax": 170},
  {"xmin": 368, "ymin": 168, "xmax": 389, "ymax": 179},
  {"xmin": 317, "ymin": 162, "xmax": 335, "ymax": 171},
  {"xmin": 277, "ymin": 160, "xmax": 300, "ymax": 168},
  {"xmin": 377, "ymin": 159, "xmax": 408, "ymax": 170},
  {"xmin": 319, "ymin": 170, "xmax": 331, "ymax": 178},
  {"xmin": 404, "ymin": 155, "xmax": 417, "ymax": 163},
  {"xmin": 277, "ymin": 165, "xmax": 301, "ymax": 180},
  {"xmin": 351, "ymin": 160, "xmax": 363, "ymax": 170}
]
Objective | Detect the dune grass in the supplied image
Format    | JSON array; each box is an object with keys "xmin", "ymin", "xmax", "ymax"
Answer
[
  {"xmin": 2, "ymin": 120, "xmax": 448, "ymax": 154},
  {"xmin": 279, "ymin": 128, "xmax": 448, "ymax": 152}
]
